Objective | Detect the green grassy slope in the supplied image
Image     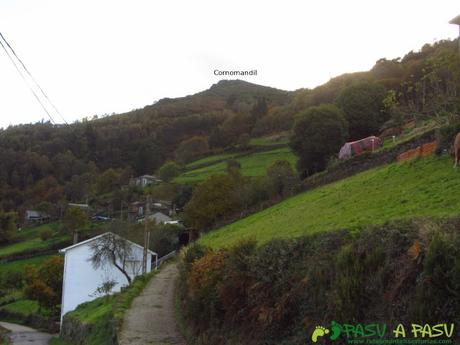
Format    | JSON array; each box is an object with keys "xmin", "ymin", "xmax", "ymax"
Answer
[
  {"xmin": 200, "ymin": 155, "xmax": 459, "ymax": 248},
  {"xmin": 0, "ymin": 223, "xmax": 68, "ymax": 258},
  {"xmin": 175, "ymin": 147, "xmax": 297, "ymax": 184},
  {"xmin": 185, "ymin": 152, "xmax": 237, "ymax": 169},
  {"xmin": 0, "ymin": 254, "xmax": 57, "ymax": 275}
]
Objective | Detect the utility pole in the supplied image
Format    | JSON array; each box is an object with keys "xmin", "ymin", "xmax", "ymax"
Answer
[{"xmin": 142, "ymin": 196, "xmax": 151, "ymax": 274}]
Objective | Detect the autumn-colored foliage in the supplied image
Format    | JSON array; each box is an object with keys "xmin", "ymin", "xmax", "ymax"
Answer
[
  {"xmin": 24, "ymin": 256, "xmax": 64, "ymax": 313},
  {"xmin": 178, "ymin": 218, "xmax": 460, "ymax": 345}
]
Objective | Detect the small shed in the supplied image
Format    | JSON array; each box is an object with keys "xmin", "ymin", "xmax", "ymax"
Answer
[
  {"xmin": 25, "ymin": 210, "xmax": 50, "ymax": 223},
  {"xmin": 59, "ymin": 232, "xmax": 157, "ymax": 325},
  {"xmin": 338, "ymin": 136, "xmax": 382, "ymax": 160}
]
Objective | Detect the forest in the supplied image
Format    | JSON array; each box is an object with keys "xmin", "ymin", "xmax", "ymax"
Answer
[{"xmin": 0, "ymin": 38, "xmax": 458, "ymax": 225}]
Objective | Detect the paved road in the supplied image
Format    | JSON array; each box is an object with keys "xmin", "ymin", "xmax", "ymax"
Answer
[
  {"xmin": 0, "ymin": 321, "xmax": 53, "ymax": 345},
  {"xmin": 119, "ymin": 263, "xmax": 187, "ymax": 345}
]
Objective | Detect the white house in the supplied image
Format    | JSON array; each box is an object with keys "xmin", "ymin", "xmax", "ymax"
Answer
[
  {"xmin": 59, "ymin": 232, "xmax": 157, "ymax": 325},
  {"xmin": 129, "ymin": 175, "xmax": 162, "ymax": 188}
]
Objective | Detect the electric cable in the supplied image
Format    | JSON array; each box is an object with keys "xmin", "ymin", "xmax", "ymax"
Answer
[{"xmin": 0, "ymin": 36, "xmax": 56, "ymax": 125}]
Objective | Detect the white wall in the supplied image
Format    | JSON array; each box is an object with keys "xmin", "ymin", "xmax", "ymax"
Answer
[{"xmin": 60, "ymin": 242, "xmax": 151, "ymax": 324}]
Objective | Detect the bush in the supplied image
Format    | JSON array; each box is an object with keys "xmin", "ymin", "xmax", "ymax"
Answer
[
  {"xmin": 158, "ymin": 161, "xmax": 182, "ymax": 182},
  {"xmin": 178, "ymin": 218, "xmax": 460, "ymax": 345},
  {"xmin": 40, "ymin": 229, "xmax": 53, "ymax": 241},
  {"xmin": 436, "ymin": 122, "xmax": 460, "ymax": 154},
  {"xmin": 0, "ymin": 270, "xmax": 23, "ymax": 290}
]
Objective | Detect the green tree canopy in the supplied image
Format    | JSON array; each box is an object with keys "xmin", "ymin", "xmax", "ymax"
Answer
[
  {"xmin": 266, "ymin": 160, "xmax": 298, "ymax": 197},
  {"xmin": 158, "ymin": 161, "xmax": 182, "ymax": 182},
  {"xmin": 184, "ymin": 174, "xmax": 240, "ymax": 230},
  {"xmin": 336, "ymin": 81, "xmax": 387, "ymax": 139},
  {"xmin": 290, "ymin": 104, "xmax": 348, "ymax": 177},
  {"xmin": 63, "ymin": 207, "xmax": 89, "ymax": 244},
  {"xmin": 0, "ymin": 211, "xmax": 17, "ymax": 244}
]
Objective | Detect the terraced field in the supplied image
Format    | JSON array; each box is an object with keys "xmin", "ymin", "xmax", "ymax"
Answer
[{"xmin": 175, "ymin": 147, "xmax": 297, "ymax": 184}]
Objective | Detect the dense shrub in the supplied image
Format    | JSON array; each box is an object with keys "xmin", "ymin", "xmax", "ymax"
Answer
[
  {"xmin": 40, "ymin": 228, "xmax": 53, "ymax": 241},
  {"xmin": 178, "ymin": 218, "xmax": 460, "ymax": 345},
  {"xmin": 0, "ymin": 270, "xmax": 23, "ymax": 290}
]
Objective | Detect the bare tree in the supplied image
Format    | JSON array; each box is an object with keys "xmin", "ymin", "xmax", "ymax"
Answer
[{"xmin": 88, "ymin": 233, "xmax": 133, "ymax": 284}]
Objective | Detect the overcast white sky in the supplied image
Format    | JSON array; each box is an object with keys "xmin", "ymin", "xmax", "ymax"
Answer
[{"xmin": 0, "ymin": 0, "xmax": 458, "ymax": 129}]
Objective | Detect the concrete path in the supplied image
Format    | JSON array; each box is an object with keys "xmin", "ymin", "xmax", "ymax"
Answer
[
  {"xmin": 0, "ymin": 321, "xmax": 53, "ymax": 345},
  {"xmin": 119, "ymin": 263, "xmax": 187, "ymax": 345}
]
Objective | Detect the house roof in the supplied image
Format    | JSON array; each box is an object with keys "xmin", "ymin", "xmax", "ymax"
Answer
[
  {"xmin": 68, "ymin": 203, "xmax": 89, "ymax": 208},
  {"xmin": 140, "ymin": 175, "xmax": 160, "ymax": 180},
  {"xmin": 59, "ymin": 232, "xmax": 157, "ymax": 256},
  {"xmin": 147, "ymin": 212, "xmax": 172, "ymax": 223},
  {"xmin": 449, "ymin": 15, "xmax": 460, "ymax": 25}
]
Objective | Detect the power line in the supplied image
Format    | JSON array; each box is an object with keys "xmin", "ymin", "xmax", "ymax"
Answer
[
  {"xmin": 0, "ymin": 36, "xmax": 56, "ymax": 125},
  {"xmin": 0, "ymin": 31, "xmax": 68, "ymax": 125}
]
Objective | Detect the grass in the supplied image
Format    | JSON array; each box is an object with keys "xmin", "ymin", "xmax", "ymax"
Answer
[
  {"xmin": 185, "ymin": 152, "xmax": 236, "ymax": 169},
  {"xmin": 200, "ymin": 155, "xmax": 460, "ymax": 248},
  {"xmin": 0, "ymin": 239, "xmax": 50, "ymax": 257},
  {"xmin": 0, "ymin": 223, "xmax": 69, "ymax": 259},
  {"xmin": 55, "ymin": 268, "xmax": 161, "ymax": 345},
  {"xmin": 0, "ymin": 300, "xmax": 39, "ymax": 316},
  {"xmin": 249, "ymin": 133, "xmax": 289, "ymax": 146},
  {"xmin": 0, "ymin": 254, "xmax": 57, "ymax": 275},
  {"xmin": 176, "ymin": 147, "xmax": 297, "ymax": 184},
  {"xmin": 17, "ymin": 223, "xmax": 59, "ymax": 241},
  {"xmin": 68, "ymin": 296, "xmax": 115, "ymax": 323}
]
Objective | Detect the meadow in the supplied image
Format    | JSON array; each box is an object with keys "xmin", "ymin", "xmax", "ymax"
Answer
[
  {"xmin": 175, "ymin": 147, "xmax": 297, "ymax": 184},
  {"xmin": 200, "ymin": 155, "xmax": 460, "ymax": 248}
]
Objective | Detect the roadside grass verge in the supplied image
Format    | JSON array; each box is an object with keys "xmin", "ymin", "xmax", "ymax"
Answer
[{"xmin": 58, "ymin": 269, "xmax": 160, "ymax": 345}]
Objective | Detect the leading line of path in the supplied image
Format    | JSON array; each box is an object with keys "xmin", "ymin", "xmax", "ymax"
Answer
[
  {"xmin": 0, "ymin": 321, "xmax": 54, "ymax": 345},
  {"xmin": 119, "ymin": 263, "xmax": 187, "ymax": 345}
]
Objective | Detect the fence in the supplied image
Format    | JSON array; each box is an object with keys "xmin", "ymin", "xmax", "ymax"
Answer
[
  {"xmin": 396, "ymin": 141, "xmax": 437, "ymax": 162},
  {"xmin": 155, "ymin": 250, "xmax": 177, "ymax": 269}
]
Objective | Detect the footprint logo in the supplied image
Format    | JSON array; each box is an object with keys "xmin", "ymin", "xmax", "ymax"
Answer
[
  {"xmin": 330, "ymin": 321, "xmax": 342, "ymax": 340},
  {"xmin": 311, "ymin": 325, "xmax": 329, "ymax": 343}
]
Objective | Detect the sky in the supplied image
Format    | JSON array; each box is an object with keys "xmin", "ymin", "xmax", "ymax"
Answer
[{"xmin": 0, "ymin": 0, "xmax": 458, "ymax": 129}]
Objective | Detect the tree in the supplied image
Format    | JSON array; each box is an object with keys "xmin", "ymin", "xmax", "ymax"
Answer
[
  {"xmin": 226, "ymin": 159, "xmax": 242, "ymax": 175},
  {"xmin": 266, "ymin": 160, "xmax": 298, "ymax": 198},
  {"xmin": 158, "ymin": 161, "xmax": 182, "ymax": 182},
  {"xmin": 0, "ymin": 211, "xmax": 17, "ymax": 244},
  {"xmin": 336, "ymin": 81, "xmax": 387, "ymax": 139},
  {"xmin": 88, "ymin": 232, "xmax": 134, "ymax": 284},
  {"xmin": 96, "ymin": 168, "xmax": 122, "ymax": 194},
  {"xmin": 150, "ymin": 224, "xmax": 183, "ymax": 257},
  {"xmin": 238, "ymin": 133, "xmax": 251, "ymax": 149},
  {"xmin": 250, "ymin": 97, "xmax": 268, "ymax": 123},
  {"xmin": 290, "ymin": 104, "xmax": 348, "ymax": 178},
  {"xmin": 63, "ymin": 207, "xmax": 89, "ymax": 244},
  {"xmin": 24, "ymin": 256, "xmax": 64, "ymax": 313},
  {"xmin": 184, "ymin": 174, "xmax": 240, "ymax": 230},
  {"xmin": 175, "ymin": 136, "xmax": 209, "ymax": 163}
]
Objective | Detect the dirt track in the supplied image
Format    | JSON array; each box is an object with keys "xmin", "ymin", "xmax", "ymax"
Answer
[
  {"xmin": 0, "ymin": 321, "xmax": 54, "ymax": 345},
  {"xmin": 118, "ymin": 263, "xmax": 187, "ymax": 345}
]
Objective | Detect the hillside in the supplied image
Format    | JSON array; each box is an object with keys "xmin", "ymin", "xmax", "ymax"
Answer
[
  {"xmin": 0, "ymin": 79, "xmax": 291, "ymax": 213},
  {"xmin": 200, "ymin": 155, "xmax": 459, "ymax": 248},
  {"xmin": 176, "ymin": 146, "xmax": 297, "ymax": 184}
]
